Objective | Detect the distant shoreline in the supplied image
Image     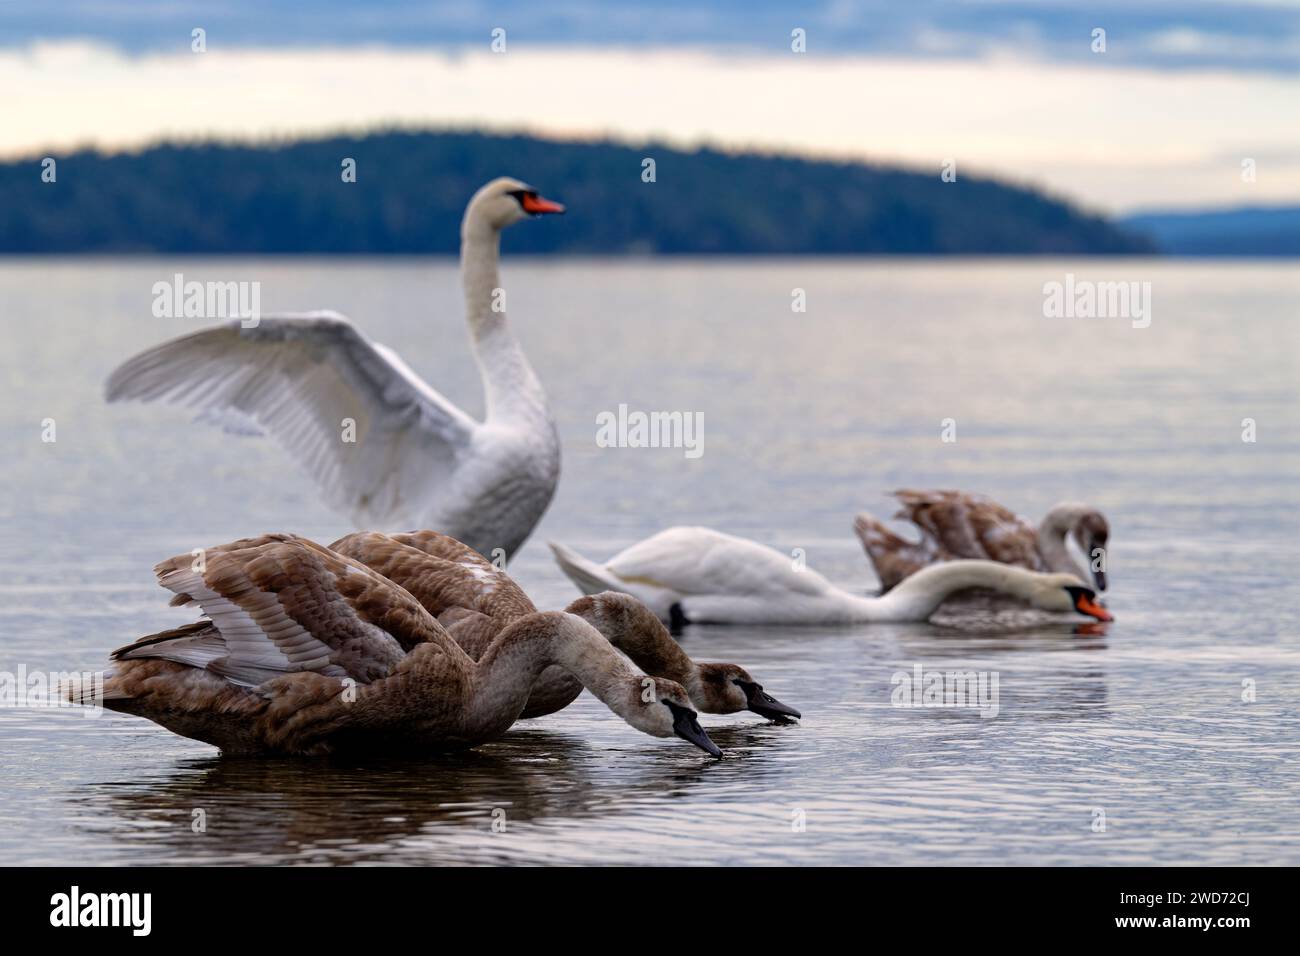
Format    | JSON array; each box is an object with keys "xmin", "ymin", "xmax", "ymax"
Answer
[
  {"xmin": 8, "ymin": 128, "xmax": 1296, "ymax": 256},
  {"xmin": 1, "ymin": 129, "xmax": 1151, "ymax": 256}
]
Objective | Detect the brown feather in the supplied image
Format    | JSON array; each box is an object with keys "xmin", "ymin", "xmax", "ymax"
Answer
[{"xmin": 859, "ymin": 490, "xmax": 1107, "ymax": 593}]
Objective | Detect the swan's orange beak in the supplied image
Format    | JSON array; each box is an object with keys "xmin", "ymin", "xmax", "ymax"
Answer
[
  {"xmin": 521, "ymin": 193, "xmax": 565, "ymax": 215},
  {"xmin": 1075, "ymin": 593, "xmax": 1113, "ymax": 622}
]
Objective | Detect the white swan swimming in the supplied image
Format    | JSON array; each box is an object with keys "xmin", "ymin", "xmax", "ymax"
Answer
[
  {"xmin": 105, "ymin": 178, "xmax": 566, "ymax": 560},
  {"xmin": 551, "ymin": 526, "xmax": 1113, "ymax": 626}
]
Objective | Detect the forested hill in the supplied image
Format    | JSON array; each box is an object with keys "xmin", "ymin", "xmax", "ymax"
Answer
[{"xmin": 0, "ymin": 130, "xmax": 1152, "ymax": 255}]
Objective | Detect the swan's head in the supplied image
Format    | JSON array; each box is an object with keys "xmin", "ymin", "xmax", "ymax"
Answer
[
  {"xmin": 696, "ymin": 663, "xmax": 802, "ymax": 722},
  {"xmin": 464, "ymin": 176, "xmax": 565, "ymax": 234},
  {"xmin": 624, "ymin": 676, "xmax": 722, "ymax": 757},
  {"xmin": 1070, "ymin": 509, "xmax": 1110, "ymax": 591},
  {"xmin": 1030, "ymin": 573, "xmax": 1113, "ymax": 621}
]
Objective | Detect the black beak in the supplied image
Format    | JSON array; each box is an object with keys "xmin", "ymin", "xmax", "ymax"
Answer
[
  {"xmin": 743, "ymin": 684, "xmax": 802, "ymax": 723},
  {"xmin": 668, "ymin": 702, "xmax": 722, "ymax": 757}
]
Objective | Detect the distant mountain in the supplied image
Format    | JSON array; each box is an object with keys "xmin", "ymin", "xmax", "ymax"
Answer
[
  {"xmin": 1120, "ymin": 205, "xmax": 1300, "ymax": 256},
  {"xmin": 0, "ymin": 130, "xmax": 1152, "ymax": 255}
]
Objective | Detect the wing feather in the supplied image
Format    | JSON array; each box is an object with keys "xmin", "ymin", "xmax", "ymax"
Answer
[
  {"xmin": 891, "ymin": 489, "xmax": 1042, "ymax": 569},
  {"xmin": 116, "ymin": 534, "xmax": 461, "ymax": 687},
  {"xmin": 330, "ymin": 531, "xmax": 536, "ymax": 624},
  {"xmin": 105, "ymin": 314, "xmax": 479, "ymax": 526}
]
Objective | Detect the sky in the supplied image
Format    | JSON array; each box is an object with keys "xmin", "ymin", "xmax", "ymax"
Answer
[{"xmin": 3, "ymin": 1, "xmax": 1298, "ymax": 213}]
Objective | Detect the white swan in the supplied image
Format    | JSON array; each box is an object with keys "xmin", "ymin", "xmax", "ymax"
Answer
[
  {"xmin": 104, "ymin": 178, "xmax": 565, "ymax": 560},
  {"xmin": 551, "ymin": 527, "xmax": 1113, "ymax": 626}
]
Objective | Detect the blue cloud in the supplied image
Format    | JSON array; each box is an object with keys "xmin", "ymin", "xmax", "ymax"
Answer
[{"xmin": 3, "ymin": 1, "xmax": 1298, "ymax": 72}]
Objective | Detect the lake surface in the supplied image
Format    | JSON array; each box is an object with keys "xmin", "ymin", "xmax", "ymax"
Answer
[{"xmin": 2, "ymin": 257, "xmax": 1298, "ymax": 865}]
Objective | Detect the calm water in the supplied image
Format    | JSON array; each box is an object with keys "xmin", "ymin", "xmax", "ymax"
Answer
[{"xmin": 2, "ymin": 257, "xmax": 1298, "ymax": 865}]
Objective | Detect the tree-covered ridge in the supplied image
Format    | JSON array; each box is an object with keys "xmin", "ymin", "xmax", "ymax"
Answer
[{"xmin": 1, "ymin": 130, "xmax": 1152, "ymax": 254}]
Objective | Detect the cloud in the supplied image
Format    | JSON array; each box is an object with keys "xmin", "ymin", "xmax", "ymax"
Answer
[
  {"xmin": 4, "ymin": 1, "xmax": 1300, "ymax": 72},
  {"xmin": 5, "ymin": 40, "xmax": 1298, "ymax": 212}
]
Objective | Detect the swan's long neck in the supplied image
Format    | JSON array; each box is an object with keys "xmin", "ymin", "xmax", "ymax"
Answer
[
  {"xmin": 570, "ymin": 600, "xmax": 696, "ymax": 687},
  {"xmin": 469, "ymin": 611, "xmax": 647, "ymax": 734},
  {"xmin": 460, "ymin": 222, "xmax": 549, "ymax": 426},
  {"xmin": 1036, "ymin": 506, "xmax": 1086, "ymax": 578},
  {"xmin": 853, "ymin": 561, "xmax": 1049, "ymax": 622}
]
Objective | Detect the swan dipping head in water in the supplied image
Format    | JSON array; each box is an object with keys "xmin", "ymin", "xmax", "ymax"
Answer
[
  {"xmin": 1015, "ymin": 573, "xmax": 1112, "ymax": 621},
  {"xmin": 622, "ymin": 676, "xmax": 724, "ymax": 757},
  {"xmin": 551, "ymin": 528, "xmax": 1114, "ymax": 626}
]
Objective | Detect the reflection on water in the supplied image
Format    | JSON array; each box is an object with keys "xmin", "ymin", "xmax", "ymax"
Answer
[
  {"xmin": 46, "ymin": 707, "xmax": 810, "ymax": 865},
  {"xmin": 2, "ymin": 258, "xmax": 1299, "ymax": 864},
  {"xmin": 71, "ymin": 733, "xmax": 705, "ymax": 864}
]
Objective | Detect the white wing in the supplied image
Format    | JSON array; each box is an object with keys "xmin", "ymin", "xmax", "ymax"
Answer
[
  {"xmin": 604, "ymin": 527, "xmax": 833, "ymax": 599},
  {"xmin": 105, "ymin": 313, "xmax": 479, "ymax": 526}
]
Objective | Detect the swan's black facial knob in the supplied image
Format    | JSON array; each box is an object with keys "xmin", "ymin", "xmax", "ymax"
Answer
[
  {"xmin": 507, "ymin": 188, "xmax": 566, "ymax": 216},
  {"xmin": 1064, "ymin": 585, "xmax": 1112, "ymax": 622}
]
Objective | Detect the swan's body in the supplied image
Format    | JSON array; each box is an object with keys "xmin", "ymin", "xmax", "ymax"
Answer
[
  {"xmin": 854, "ymin": 490, "xmax": 1109, "ymax": 592},
  {"xmin": 551, "ymin": 527, "xmax": 1111, "ymax": 626},
  {"xmin": 331, "ymin": 530, "xmax": 799, "ymax": 721},
  {"xmin": 74, "ymin": 533, "xmax": 721, "ymax": 757},
  {"xmin": 104, "ymin": 179, "xmax": 566, "ymax": 560},
  {"xmin": 329, "ymin": 529, "xmax": 574, "ymax": 718}
]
